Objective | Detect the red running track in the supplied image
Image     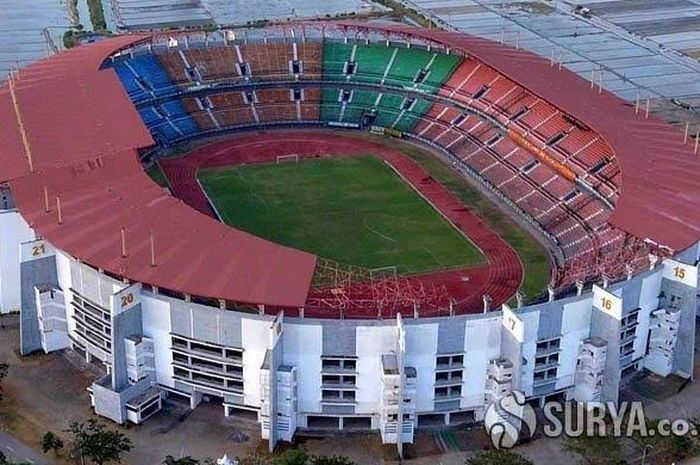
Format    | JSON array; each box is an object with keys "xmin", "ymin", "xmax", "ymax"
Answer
[{"xmin": 159, "ymin": 131, "xmax": 524, "ymax": 317}]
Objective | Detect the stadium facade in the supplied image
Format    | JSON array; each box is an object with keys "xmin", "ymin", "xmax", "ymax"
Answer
[{"xmin": 1, "ymin": 22, "xmax": 699, "ymax": 453}]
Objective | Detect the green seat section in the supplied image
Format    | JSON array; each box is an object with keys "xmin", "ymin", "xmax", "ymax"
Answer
[
  {"xmin": 323, "ymin": 42, "xmax": 354, "ymax": 81},
  {"xmin": 372, "ymin": 93, "xmax": 404, "ymax": 128},
  {"xmin": 320, "ymin": 88, "xmax": 343, "ymax": 121},
  {"xmin": 320, "ymin": 40, "xmax": 463, "ymax": 131},
  {"xmin": 418, "ymin": 53, "xmax": 461, "ymax": 91},
  {"xmin": 352, "ymin": 43, "xmax": 396, "ymax": 84},
  {"xmin": 343, "ymin": 90, "xmax": 380, "ymax": 123},
  {"xmin": 394, "ymin": 99, "xmax": 432, "ymax": 133},
  {"xmin": 383, "ymin": 47, "xmax": 433, "ymax": 88}
]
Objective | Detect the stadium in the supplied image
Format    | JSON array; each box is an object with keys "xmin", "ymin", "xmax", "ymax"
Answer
[{"xmin": 0, "ymin": 21, "xmax": 699, "ymax": 453}]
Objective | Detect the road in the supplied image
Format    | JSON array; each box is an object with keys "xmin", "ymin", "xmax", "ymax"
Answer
[{"xmin": 0, "ymin": 431, "xmax": 54, "ymax": 464}]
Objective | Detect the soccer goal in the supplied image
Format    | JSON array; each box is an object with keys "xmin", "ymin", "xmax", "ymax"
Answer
[
  {"xmin": 370, "ymin": 265, "xmax": 398, "ymax": 280},
  {"xmin": 276, "ymin": 154, "xmax": 300, "ymax": 164}
]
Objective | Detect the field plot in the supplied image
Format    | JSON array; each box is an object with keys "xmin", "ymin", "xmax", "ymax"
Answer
[{"xmin": 199, "ymin": 155, "xmax": 484, "ymax": 274}]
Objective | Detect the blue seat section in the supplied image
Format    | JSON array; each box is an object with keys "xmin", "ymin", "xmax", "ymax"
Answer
[
  {"xmin": 112, "ymin": 55, "xmax": 175, "ymax": 100},
  {"xmin": 138, "ymin": 102, "xmax": 199, "ymax": 145},
  {"xmin": 112, "ymin": 54, "xmax": 200, "ymax": 145}
]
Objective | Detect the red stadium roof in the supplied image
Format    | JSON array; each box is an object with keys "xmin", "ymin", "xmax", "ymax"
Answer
[
  {"xmin": 0, "ymin": 36, "xmax": 316, "ymax": 308},
  {"xmin": 335, "ymin": 21, "xmax": 700, "ymax": 253},
  {"xmin": 1, "ymin": 23, "xmax": 699, "ymax": 310}
]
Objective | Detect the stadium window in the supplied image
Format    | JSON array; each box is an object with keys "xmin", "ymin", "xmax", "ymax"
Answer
[
  {"xmin": 472, "ymin": 85, "xmax": 489, "ymax": 100},
  {"xmin": 237, "ymin": 62, "xmax": 250, "ymax": 77},
  {"xmin": 341, "ymin": 89, "xmax": 352, "ymax": 103},
  {"xmin": 452, "ymin": 114, "xmax": 466, "ymax": 126},
  {"xmin": 345, "ymin": 61, "xmax": 357, "ymax": 76},
  {"xmin": 562, "ymin": 190, "xmax": 578, "ymax": 202},
  {"xmin": 589, "ymin": 159, "xmax": 608, "ymax": 174},
  {"xmin": 413, "ymin": 68, "xmax": 429, "ymax": 84},
  {"xmin": 185, "ymin": 67, "xmax": 197, "ymax": 81},
  {"xmin": 401, "ymin": 97, "xmax": 416, "ymax": 111},
  {"xmin": 243, "ymin": 91, "xmax": 256, "ymax": 104},
  {"xmin": 522, "ymin": 160, "xmax": 539, "ymax": 173},
  {"xmin": 511, "ymin": 107, "xmax": 529, "ymax": 121},
  {"xmin": 487, "ymin": 135, "xmax": 502, "ymax": 146},
  {"xmin": 291, "ymin": 88, "xmax": 302, "ymax": 101},
  {"xmin": 290, "ymin": 60, "xmax": 302, "ymax": 75},
  {"xmin": 546, "ymin": 132, "xmax": 566, "ymax": 146}
]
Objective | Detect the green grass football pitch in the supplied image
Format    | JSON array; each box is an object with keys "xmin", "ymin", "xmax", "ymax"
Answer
[{"xmin": 199, "ymin": 156, "xmax": 484, "ymax": 274}]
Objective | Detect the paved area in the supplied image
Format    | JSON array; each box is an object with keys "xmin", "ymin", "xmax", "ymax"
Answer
[{"xmin": 0, "ymin": 431, "xmax": 55, "ymax": 465}]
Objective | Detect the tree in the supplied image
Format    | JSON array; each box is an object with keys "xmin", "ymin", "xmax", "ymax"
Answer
[
  {"xmin": 66, "ymin": 419, "xmax": 133, "ymax": 465},
  {"xmin": 41, "ymin": 431, "xmax": 64, "ymax": 454},
  {"xmin": 466, "ymin": 450, "xmax": 534, "ymax": 465},
  {"xmin": 163, "ymin": 456, "xmax": 200, "ymax": 465},
  {"xmin": 0, "ymin": 363, "xmax": 8, "ymax": 401},
  {"xmin": 238, "ymin": 452, "xmax": 271, "ymax": 465},
  {"xmin": 310, "ymin": 456, "xmax": 357, "ymax": 465},
  {"xmin": 273, "ymin": 450, "xmax": 308, "ymax": 465},
  {"xmin": 563, "ymin": 436, "xmax": 625, "ymax": 465}
]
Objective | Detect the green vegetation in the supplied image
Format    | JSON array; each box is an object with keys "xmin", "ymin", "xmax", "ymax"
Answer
[
  {"xmin": 88, "ymin": 0, "xmax": 108, "ymax": 31},
  {"xmin": 63, "ymin": 29, "xmax": 88, "ymax": 49},
  {"xmin": 466, "ymin": 450, "xmax": 534, "ymax": 465},
  {"xmin": 400, "ymin": 145, "xmax": 551, "ymax": 301},
  {"xmin": 563, "ymin": 435, "xmax": 625, "ymax": 465},
  {"xmin": 147, "ymin": 164, "xmax": 170, "ymax": 188},
  {"xmin": 67, "ymin": 419, "xmax": 133, "ymax": 465},
  {"xmin": 372, "ymin": 0, "xmax": 439, "ymax": 28},
  {"xmin": 0, "ymin": 363, "xmax": 7, "ymax": 401},
  {"xmin": 160, "ymin": 451, "xmax": 357, "ymax": 465},
  {"xmin": 40, "ymin": 431, "xmax": 64, "ymax": 455},
  {"xmin": 199, "ymin": 156, "xmax": 484, "ymax": 274}
]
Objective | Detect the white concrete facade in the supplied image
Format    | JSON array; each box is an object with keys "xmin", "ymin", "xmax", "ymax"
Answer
[{"xmin": 6, "ymin": 222, "xmax": 699, "ymax": 451}]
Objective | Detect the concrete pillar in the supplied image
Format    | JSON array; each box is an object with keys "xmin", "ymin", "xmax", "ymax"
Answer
[
  {"xmin": 483, "ymin": 295, "xmax": 492, "ymax": 313},
  {"xmin": 218, "ymin": 299, "xmax": 226, "ymax": 310},
  {"xmin": 626, "ymin": 264, "xmax": 635, "ymax": 280},
  {"xmin": 190, "ymin": 391, "xmax": 203, "ymax": 410},
  {"xmin": 547, "ymin": 285, "xmax": 555, "ymax": 302},
  {"xmin": 576, "ymin": 280, "xmax": 584, "ymax": 296},
  {"xmin": 602, "ymin": 275, "xmax": 610, "ymax": 289},
  {"xmin": 299, "ymin": 307, "xmax": 305, "ymax": 318},
  {"xmin": 413, "ymin": 303, "xmax": 419, "ymax": 319},
  {"xmin": 339, "ymin": 417, "xmax": 344, "ymax": 430},
  {"xmin": 516, "ymin": 292, "xmax": 524, "ymax": 308},
  {"xmin": 649, "ymin": 254, "xmax": 659, "ymax": 270},
  {"xmin": 445, "ymin": 412, "xmax": 451, "ymax": 425}
]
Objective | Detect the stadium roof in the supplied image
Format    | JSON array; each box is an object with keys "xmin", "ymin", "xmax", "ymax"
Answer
[
  {"xmin": 333, "ymin": 21, "xmax": 700, "ymax": 253},
  {"xmin": 1, "ymin": 23, "xmax": 699, "ymax": 309},
  {"xmin": 0, "ymin": 36, "xmax": 316, "ymax": 308}
]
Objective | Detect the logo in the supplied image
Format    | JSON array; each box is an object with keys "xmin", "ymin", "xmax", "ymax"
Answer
[{"xmin": 484, "ymin": 390, "xmax": 537, "ymax": 449}]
